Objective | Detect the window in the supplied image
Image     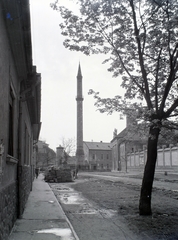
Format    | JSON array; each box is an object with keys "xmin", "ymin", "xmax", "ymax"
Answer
[
  {"xmin": 107, "ymin": 154, "xmax": 109, "ymax": 159},
  {"xmin": 92, "ymin": 154, "xmax": 95, "ymax": 160},
  {"xmin": 8, "ymin": 89, "xmax": 14, "ymax": 156},
  {"xmin": 101, "ymin": 154, "xmax": 103, "ymax": 159}
]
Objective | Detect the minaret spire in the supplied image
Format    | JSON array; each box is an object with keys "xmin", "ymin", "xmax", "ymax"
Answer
[
  {"xmin": 77, "ymin": 63, "xmax": 82, "ymax": 78},
  {"xmin": 76, "ymin": 63, "xmax": 84, "ymax": 169}
]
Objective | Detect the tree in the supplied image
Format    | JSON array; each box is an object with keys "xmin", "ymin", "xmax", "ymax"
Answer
[
  {"xmin": 61, "ymin": 137, "xmax": 76, "ymax": 163},
  {"xmin": 51, "ymin": 0, "xmax": 178, "ymax": 215}
]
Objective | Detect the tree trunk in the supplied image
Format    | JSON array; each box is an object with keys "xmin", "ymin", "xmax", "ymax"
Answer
[{"xmin": 139, "ymin": 124, "xmax": 160, "ymax": 215}]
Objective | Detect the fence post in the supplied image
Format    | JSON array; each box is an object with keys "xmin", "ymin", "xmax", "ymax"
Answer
[
  {"xmin": 169, "ymin": 144, "xmax": 173, "ymax": 167},
  {"xmin": 162, "ymin": 145, "xmax": 166, "ymax": 167}
]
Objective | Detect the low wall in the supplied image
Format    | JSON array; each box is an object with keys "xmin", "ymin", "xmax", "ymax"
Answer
[
  {"xmin": 0, "ymin": 182, "xmax": 17, "ymax": 240},
  {"xmin": 18, "ymin": 165, "xmax": 32, "ymax": 216},
  {"xmin": 127, "ymin": 145, "xmax": 178, "ymax": 170}
]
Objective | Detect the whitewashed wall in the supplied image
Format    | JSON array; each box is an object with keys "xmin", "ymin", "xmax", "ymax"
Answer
[{"xmin": 127, "ymin": 145, "xmax": 178, "ymax": 169}]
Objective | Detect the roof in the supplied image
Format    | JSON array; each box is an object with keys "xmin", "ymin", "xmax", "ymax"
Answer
[
  {"xmin": 111, "ymin": 125, "xmax": 148, "ymax": 144},
  {"xmin": 116, "ymin": 128, "xmax": 127, "ymax": 138},
  {"xmin": 77, "ymin": 63, "xmax": 82, "ymax": 78},
  {"xmin": 84, "ymin": 141, "xmax": 112, "ymax": 150}
]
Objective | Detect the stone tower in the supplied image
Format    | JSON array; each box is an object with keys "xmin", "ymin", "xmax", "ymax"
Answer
[
  {"xmin": 56, "ymin": 145, "xmax": 64, "ymax": 166},
  {"xmin": 76, "ymin": 63, "xmax": 84, "ymax": 167}
]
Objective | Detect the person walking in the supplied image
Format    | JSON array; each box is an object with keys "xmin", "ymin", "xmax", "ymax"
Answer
[{"xmin": 35, "ymin": 168, "xmax": 39, "ymax": 178}]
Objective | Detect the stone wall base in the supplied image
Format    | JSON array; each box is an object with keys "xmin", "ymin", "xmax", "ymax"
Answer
[
  {"xmin": 18, "ymin": 165, "xmax": 32, "ymax": 217},
  {"xmin": 0, "ymin": 182, "xmax": 17, "ymax": 240}
]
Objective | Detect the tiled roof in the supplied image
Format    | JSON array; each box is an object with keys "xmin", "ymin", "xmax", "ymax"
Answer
[{"xmin": 84, "ymin": 141, "xmax": 112, "ymax": 150}]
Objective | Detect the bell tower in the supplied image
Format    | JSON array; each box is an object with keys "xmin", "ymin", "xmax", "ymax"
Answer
[{"xmin": 76, "ymin": 63, "xmax": 84, "ymax": 167}]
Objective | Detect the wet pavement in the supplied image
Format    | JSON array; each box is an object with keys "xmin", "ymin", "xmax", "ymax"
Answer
[
  {"xmin": 51, "ymin": 183, "xmax": 117, "ymax": 216},
  {"xmin": 49, "ymin": 170, "xmax": 178, "ymax": 240},
  {"xmin": 50, "ymin": 181, "xmax": 141, "ymax": 240},
  {"xmin": 8, "ymin": 174, "xmax": 79, "ymax": 240},
  {"xmin": 8, "ymin": 170, "xmax": 178, "ymax": 240}
]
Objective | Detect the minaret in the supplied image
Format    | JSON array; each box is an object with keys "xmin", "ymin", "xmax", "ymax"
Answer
[{"xmin": 76, "ymin": 63, "xmax": 84, "ymax": 167}]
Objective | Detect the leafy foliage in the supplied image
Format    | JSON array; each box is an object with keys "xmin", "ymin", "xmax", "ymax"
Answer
[
  {"xmin": 51, "ymin": 0, "xmax": 178, "ymax": 130},
  {"xmin": 51, "ymin": 0, "xmax": 178, "ymax": 215}
]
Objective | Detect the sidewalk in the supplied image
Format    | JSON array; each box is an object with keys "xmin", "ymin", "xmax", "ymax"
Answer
[{"xmin": 8, "ymin": 174, "xmax": 79, "ymax": 240}]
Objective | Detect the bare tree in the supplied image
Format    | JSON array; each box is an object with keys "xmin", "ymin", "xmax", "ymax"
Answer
[{"xmin": 61, "ymin": 137, "xmax": 76, "ymax": 163}]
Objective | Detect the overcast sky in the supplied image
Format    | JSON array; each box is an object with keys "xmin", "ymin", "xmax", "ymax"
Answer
[{"xmin": 30, "ymin": 0, "xmax": 126, "ymax": 151}]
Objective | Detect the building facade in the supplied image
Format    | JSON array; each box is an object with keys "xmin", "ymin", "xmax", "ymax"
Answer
[
  {"xmin": 111, "ymin": 128, "xmax": 145, "ymax": 172},
  {"xmin": 83, "ymin": 141, "xmax": 112, "ymax": 170},
  {"xmin": 36, "ymin": 141, "xmax": 56, "ymax": 170},
  {"xmin": 0, "ymin": 1, "xmax": 41, "ymax": 239},
  {"xmin": 111, "ymin": 120, "xmax": 178, "ymax": 172}
]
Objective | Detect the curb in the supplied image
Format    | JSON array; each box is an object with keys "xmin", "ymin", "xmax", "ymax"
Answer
[{"xmin": 49, "ymin": 183, "xmax": 80, "ymax": 240}]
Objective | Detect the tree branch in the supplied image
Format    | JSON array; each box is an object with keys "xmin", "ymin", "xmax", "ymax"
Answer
[
  {"xmin": 129, "ymin": 0, "xmax": 152, "ymax": 110},
  {"xmin": 163, "ymin": 99, "xmax": 178, "ymax": 119},
  {"xmin": 160, "ymin": 45, "xmax": 178, "ymax": 115},
  {"xmin": 138, "ymin": 1, "xmax": 147, "ymax": 54},
  {"xmin": 87, "ymin": 3, "xmax": 145, "ymax": 97},
  {"xmin": 155, "ymin": 48, "xmax": 162, "ymax": 112}
]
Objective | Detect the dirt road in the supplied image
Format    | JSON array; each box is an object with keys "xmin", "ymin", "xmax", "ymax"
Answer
[{"xmin": 49, "ymin": 172, "xmax": 178, "ymax": 240}]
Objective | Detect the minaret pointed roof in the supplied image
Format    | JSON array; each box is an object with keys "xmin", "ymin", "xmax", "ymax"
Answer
[{"xmin": 77, "ymin": 63, "xmax": 82, "ymax": 78}]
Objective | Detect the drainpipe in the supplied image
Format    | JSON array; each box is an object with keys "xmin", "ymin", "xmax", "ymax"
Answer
[{"xmin": 17, "ymin": 98, "xmax": 23, "ymax": 217}]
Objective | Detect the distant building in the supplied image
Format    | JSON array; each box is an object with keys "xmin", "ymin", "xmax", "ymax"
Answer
[
  {"xmin": 36, "ymin": 141, "xmax": 56, "ymax": 170},
  {"xmin": 111, "ymin": 117, "xmax": 178, "ymax": 172},
  {"xmin": 56, "ymin": 145, "xmax": 76, "ymax": 169},
  {"xmin": 83, "ymin": 141, "xmax": 112, "ymax": 170},
  {"xmin": 56, "ymin": 145, "xmax": 64, "ymax": 166},
  {"xmin": 111, "ymin": 128, "xmax": 145, "ymax": 172},
  {"xmin": 67, "ymin": 156, "xmax": 77, "ymax": 168}
]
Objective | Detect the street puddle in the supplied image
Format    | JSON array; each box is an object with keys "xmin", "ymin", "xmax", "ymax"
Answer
[
  {"xmin": 52, "ymin": 184, "xmax": 74, "ymax": 192},
  {"xmin": 57, "ymin": 187, "xmax": 73, "ymax": 191},
  {"xmin": 76, "ymin": 202, "xmax": 98, "ymax": 215},
  {"xmin": 59, "ymin": 193, "xmax": 84, "ymax": 204},
  {"xmin": 37, "ymin": 228, "xmax": 75, "ymax": 239},
  {"xmin": 51, "ymin": 183, "xmax": 117, "ymax": 218},
  {"xmin": 77, "ymin": 208, "xmax": 98, "ymax": 214},
  {"xmin": 172, "ymin": 189, "xmax": 178, "ymax": 192},
  {"xmin": 76, "ymin": 205, "xmax": 116, "ymax": 217}
]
